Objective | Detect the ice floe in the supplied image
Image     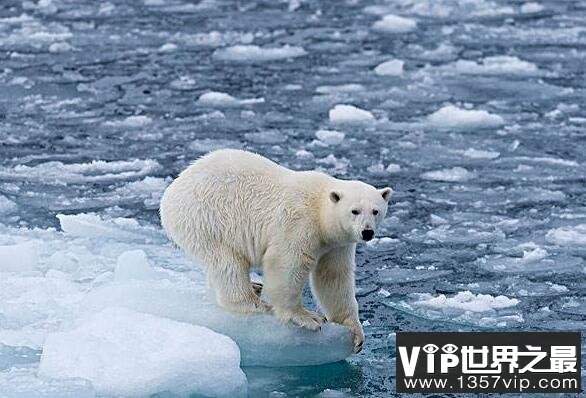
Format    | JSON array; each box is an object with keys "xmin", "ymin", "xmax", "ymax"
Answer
[
  {"xmin": 0, "ymin": 211, "xmax": 354, "ymax": 395},
  {"xmin": 446, "ymin": 56, "xmax": 540, "ymax": 76},
  {"xmin": 38, "ymin": 307, "xmax": 247, "ymax": 397},
  {"xmin": 378, "ymin": 267, "xmax": 452, "ymax": 284},
  {"xmin": 421, "ymin": 167, "xmax": 475, "ymax": 182},
  {"xmin": 426, "ymin": 105, "xmax": 505, "ymax": 130},
  {"xmin": 213, "ymin": 45, "xmax": 307, "ymax": 62},
  {"xmin": 372, "ymin": 15, "xmax": 417, "ymax": 33},
  {"xmin": 0, "ymin": 160, "xmax": 161, "ymax": 184},
  {"xmin": 329, "ymin": 104, "xmax": 375, "ymax": 124},
  {"xmin": 374, "ymin": 59, "xmax": 404, "ymax": 76},
  {"xmin": 196, "ymin": 91, "xmax": 265, "ymax": 107},
  {"xmin": 387, "ymin": 291, "xmax": 523, "ymax": 327},
  {"xmin": 545, "ymin": 224, "xmax": 586, "ymax": 246},
  {"xmin": 315, "ymin": 129, "xmax": 345, "ymax": 146}
]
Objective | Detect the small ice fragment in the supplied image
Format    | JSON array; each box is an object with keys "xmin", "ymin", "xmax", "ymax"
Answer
[
  {"xmin": 295, "ymin": 149, "xmax": 314, "ymax": 159},
  {"xmin": 386, "ymin": 163, "xmax": 401, "ymax": 173},
  {"xmin": 48, "ymin": 42, "xmax": 72, "ymax": 53},
  {"xmin": 367, "ymin": 163, "xmax": 385, "ymax": 174},
  {"xmin": 520, "ymin": 2, "xmax": 544, "ymax": 13},
  {"xmin": 38, "ymin": 307, "xmax": 247, "ymax": 397},
  {"xmin": 104, "ymin": 115, "xmax": 152, "ymax": 128},
  {"xmin": 158, "ymin": 42, "xmax": 178, "ymax": 52},
  {"xmin": 421, "ymin": 167, "xmax": 475, "ymax": 182},
  {"xmin": 372, "ymin": 15, "xmax": 417, "ymax": 33},
  {"xmin": 427, "ymin": 105, "xmax": 504, "ymax": 130},
  {"xmin": 196, "ymin": 91, "xmax": 264, "ymax": 107},
  {"xmin": 315, "ymin": 129, "xmax": 345, "ymax": 145},
  {"xmin": 374, "ymin": 59, "xmax": 404, "ymax": 76},
  {"xmin": 0, "ymin": 195, "xmax": 17, "ymax": 214},
  {"xmin": 450, "ymin": 56, "xmax": 539, "ymax": 76},
  {"xmin": 460, "ymin": 148, "xmax": 500, "ymax": 159},
  {"xmin": 545, "ymin": 224, "xmax": 586, "ymax": 246},
  {"xmin": 213, "ymin": 45, "xmax": 307, "ymax": 63},
  {"xmin": 430, "ymin": 214, "xmax": 448, "ymax": 225},
  {"xmin": 329, "ymin": 104, "xmax": 375, "ymax": 124}
]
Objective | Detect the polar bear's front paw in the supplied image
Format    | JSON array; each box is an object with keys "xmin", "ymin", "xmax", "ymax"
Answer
[
  {"xmin": 278, "ymin": 308, "xmax": 327, "ymax": 331},
  {"xmin": 347, "ymin": 322, "xmax": 365, "ymax": 353}
]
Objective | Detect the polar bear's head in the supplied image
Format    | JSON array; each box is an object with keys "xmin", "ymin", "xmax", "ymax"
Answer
[{"xmin": 326, "ymin": 181, "xmax": 393, "ymax": 243}]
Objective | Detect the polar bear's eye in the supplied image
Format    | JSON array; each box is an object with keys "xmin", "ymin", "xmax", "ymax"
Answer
[
  {"xmin": 372, "ymin": 209, "xmax": 379, "ymax": 215},
  {"xmin": 351, "ymin": 209, "xmax": 360, "ymax": 215}
]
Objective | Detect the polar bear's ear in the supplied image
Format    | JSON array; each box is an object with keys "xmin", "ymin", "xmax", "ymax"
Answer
[
  {"xmin": 329, "ymin": 191, "xmax": 342, "ymax": 203},
  {"xmin": 379, "ymin": 187, "xmax": 393, "ymax": 202}
]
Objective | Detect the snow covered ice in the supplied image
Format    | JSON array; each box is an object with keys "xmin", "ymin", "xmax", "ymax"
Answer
[
  {"xmin": 1, "ymin": 0, "xmax": 586, "ymax": 395},
  {"xmin": 38, "ymin": 307, "xmax": 247, "ymax": 397}
]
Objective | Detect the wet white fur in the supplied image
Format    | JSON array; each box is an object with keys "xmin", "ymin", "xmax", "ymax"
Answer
[{"xmin": 160, "ymin": 149, "xmax": 392, "ymax": 352}]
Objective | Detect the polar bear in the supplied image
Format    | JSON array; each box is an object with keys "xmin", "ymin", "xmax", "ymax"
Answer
[{"xmin": 160, "ymin": 149, "xmax": 392, "ymax": 352}]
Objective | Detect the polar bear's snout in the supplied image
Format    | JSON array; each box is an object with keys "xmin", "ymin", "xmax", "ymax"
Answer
[{"xmin": 361, "ymin": 229, "xmax": 374, "ymax": 241}]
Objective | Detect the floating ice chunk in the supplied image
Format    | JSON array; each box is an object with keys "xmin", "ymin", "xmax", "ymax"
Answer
[
  {"xmin": 366, "ymin": 237, "xmax": 400, "ymax": 249},
  {"xmin": 315, "ymin": 84, "xmax": 364, "ymax": 95},
  {"xmin": 520, "ymin": 2, "xmax": 544, "ymax": 13},
  {"xmin": 449, "ymin": 56, "xmax": 539, "ymax": 76},
  {"xmin": 378, "ymin": 267, "xmax": 452, "ymax": 284},
  {"xmin": 39, "ymin": 307, "xmax": 247, "ymax": 397},
  {"xmin": 315, "ymin": 130, "xmax": 345, "ymax": 145},
  {"xmin": 545, "ymin": 224, "xmax": 586, "ymax": 246},
  {"xmin": 477, "ymin": 249, "xmax": 583, "ymax": 274},
  {"xmin": 245, "ymin": 130, "xmax": 287, "ymax": 144},
  {"xmin": 430, "ymin": 214, "xmax": 448, "ymax": 225},
  {"xmin": 213, "ymin": 45, "xmax": 307, "ymax": 62},
  {"xmin": 443, "ymin": 277, "xmax": 568, "ymax": 298},
  {"xmin": 329, "ymin": 104, "xmax": 375, "ymax": 124},
  {"xmin": 114, "ymin": 250, "xmax": 156, "ymax": 282},
  {"xmin": 0, "ymin": 367, "xmax": 96, "ymax": 398},
  {"xmin": 386, "ymin": 163, "xmax": 401, "ymax": 173},
  {"xmin": 422, "ymin": 225, "xmax": 505, "ymax": 245},
  {"xmin": 81, "ymin": 280, "xmax": 354, "ymax": 367},
  {"xmin": 421, "ymin": 167, "xmax": 474, "ymax": 182},
  {"xmin": 104, "ymin": 115, "xmax": 152, "ymax": 128},
  {"xmin": 0, "ymin": 159, "xmax": 161, "ymax": 184},
  {"xmin": 458, "ymin": 148, "xmax": 500, "ymax": 159},
  {"xmin": 196, "ymin": 91, "xmax": 265, "ymax": 107},
  {"xmin": 0, "ymin": 196, "xmax": 17, "ymax": 214},
  {"xmin": 57, "ymin": 213, "xmax": 164, "ymax": 243},
  {"xmin": 388, "ymin": 291, "xmax": 523, "ymax": 327},
  {"xmin": 372, "ymin": 15, "xmax": 417, "ymax": 33},
  {"xmin": 295, "ymin": 149, "xmax": 314, "ymax": 160},
  {"xmin": 556, "ymin": 297, "xmax": 586, "ymax": 316},
  {"xmin": 112, "ymin": 176, "xmax": 169, "ymax": 209},
  {"xmin": 0, "ymin": 241, "xmax": 38, "ymax": 272},
  {"xmin": 48, "ymin": 42, "xmax": 72, "ymax": 53},
  {"xmin": 426, "ymin": 105, "xmax": 504, "ymax": 130},
  {"xmin": 196, "ymin": 91, "xmax": 237, "ymax": 106},
  {"xmin": 413, "ymin": 291, "xmax": 518, "ymax": 312},
  {"xmin": 189, "ymin": 138, "xmax": 243, "ymax": 153},
  {"xmin": 173, "ymin": 31, "xmax": 254, "ymax": 47},
  {"xmin": 374, "ymin": 59, "xmax": 404, "ymax": 76},
  {"xmin": 158, "ymin": 42, "xmax": 177, "ymax": 52},
  {"xmin": 316, "ymin": 154, "xmax": 350, "ymax": 174}
]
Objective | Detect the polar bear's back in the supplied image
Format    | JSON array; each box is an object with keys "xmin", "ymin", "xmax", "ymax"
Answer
[{"xmin": 160, "ymin": 149, "xmax": 300, "ymax": 265}]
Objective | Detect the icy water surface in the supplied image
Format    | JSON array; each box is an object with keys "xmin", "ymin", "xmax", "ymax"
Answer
[{"xmin": 1, "ymin": 0, "xmax": 585, "ymax": 396}]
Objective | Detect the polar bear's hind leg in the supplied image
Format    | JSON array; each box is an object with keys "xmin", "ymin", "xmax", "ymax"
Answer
[{"xmin": 206, "ymin": 250, "xmax": 272, "ymax": 314}]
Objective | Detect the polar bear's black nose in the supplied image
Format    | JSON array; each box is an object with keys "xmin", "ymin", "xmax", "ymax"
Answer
[{"xmin": 361, "ymin": 229, "xmax": 374, "ymax": 241}]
